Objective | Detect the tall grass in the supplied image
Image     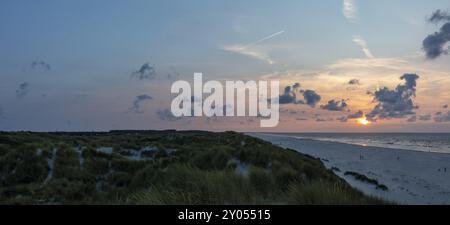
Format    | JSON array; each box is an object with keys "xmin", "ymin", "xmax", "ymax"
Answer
[{"xmin": 0, "ymin": 131, "xmax": 388, "ymax": 205}]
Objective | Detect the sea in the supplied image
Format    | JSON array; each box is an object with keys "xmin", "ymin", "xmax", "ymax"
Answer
[{"xmin": 268, "ymin": 133, "xmax": 450, "ymax": 154}]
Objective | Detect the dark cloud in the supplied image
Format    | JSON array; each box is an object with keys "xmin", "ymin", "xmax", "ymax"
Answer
[
  {"xmin": 278, "ymin": 83, "xmax": 321, "ymax": 107},
  {"xmin": 336, "ymin": 110, "xmax": 364, "ymax": 123},
  {"xmin": 423, "ymin": 10, "xmax": 450, "ymax": 60},
  {"xmin": 348, "ymin": 79, "xmax": 361, "ymax": 85},
  {"xmin": 347, "ymin": 79, "xmax": 362, "ymax": 91},
  {"xmin": 320, "ymin": 99, "xmax": 348, "ymax": 111},
  {"xmin": 299, "ymin": 90, "xmax": 321, "ymax": 108},
  {"xmin": 348, "ymin": 110, "xmax": 364, "ymax": 119},
  {"xmin": 131, "ymin": 63, "xmax": 157, "ymax": 80},
  {"xmin": 434, "ymin": 111, "xmax": 450, "ymax": 122},
  {"xmin": 31, "ymin": 60, "xmax": 51, "ymax": 71},
  {"xmin": 429, "ymin": 9, "xmax": 450, "ymax": 23},
  {"xmin": 443, "ymin": 104, "xmax": 448, "ymax": 109},
  {"xmin": 128, "ymin": 94, "xmax": 153, "ymax": 113},
  {"xmin": 16, "ymin": 82, "xmax": 30, "ymax": 98},
  {"xmin": 157, "ymin": 108, "xmax": 181, "ymax": 121},
  {"xmin": 279, "ymin": 83, "xmax": 301, "ymax": 104},
  {"xmin": 366, "ymin": 74, "xmax": 419, "ymax": 120}
]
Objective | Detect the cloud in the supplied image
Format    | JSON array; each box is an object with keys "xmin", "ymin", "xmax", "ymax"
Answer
[
  {"xmin": 316, "ymin": 117, "xmax": 334, "ymax": 122},
  {"xmin": 443, "ymin": 104, "xmax": 448, "ymax": 109},
  {"xmin": 16, "ymin": 82, "xmax": 30, "ymax": 98},
  {"xmin": 407, "ymin": 115, "xmax": 417, "ymax": 122},
  {"xmin": 418, "ymin": 114, "xmax": 432, "ymax": 121},
  {"xmin": 259, "ymin": 42, "xmax": 450, "ymax": 125},
  {"xmin": 352, "ymin": 36, "xmax": 374, "ymax": 58},
  {"xmin": 348, "ymin": 79, "xmax": 361, "ymax": 85},
  {"xmin": 131, "ymin": 63, "xmax": 157, "ymax": 80},
  {"xmin": 348, "ymin": 110, "xmax": 364, "ymax": 119},
  {"xmin": 156, "ymin": 108, "xmax": 181, "ymax": 121},
  {"xmin": 320, "ymin": 99, "xmax": 348, "ymax": 111},
  {"xmin": 434, "ymin": 111, "xmax": 450, "ymax": 122},
  {"xmin": 299, "ymin": 90, "xmax": 321, "ymax": 108},
  {"xmin": 346, "ymin": 78, "xmax": 362, "ymax": 91},
  {"xmin": 221, "ymin": 31, "xmax": 284, "ymax": 64},
  {"xmin": 221, "ymin": 45, "xmax": 274, "ymax": 64},
  {"xmin": 278, "ymin": 83, "xmax": 321, "ymax": 107},
  {"xmin": 279, "ymin": 83, "xmax": 301, "ymax": 104},
  {"xmin": 128, "ymin": 94, "xmax": 153, "ymax": 113},
  {"xmin": 343, "ymin": 0, "xmax": 357, "ymax": 23},
  {"xmin": 31, "ymin": 60, "xmax": 51, "ymax": 71},
  {"xmin": 423, "ymin": 10, "xmax": 450, "ymax": 60},
  {"xmin": 429, "ymin": 9, "xmax": 450, "ymax": 23},
  {"xmin": 337, "ymin": 110, "xmax": 364, "ymax": 122},
  {"xmin": 366, "ymin": 74, "xmax": 419, "ymax": 120},
  {"xmin": 409, "ymin": 114, "xmax": 431, "ymax": 122}
]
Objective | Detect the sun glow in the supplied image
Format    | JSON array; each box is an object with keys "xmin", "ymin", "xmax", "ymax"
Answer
[{"xmin": 357, "ymin": 117, "xmax": 371, "ymax": 126}]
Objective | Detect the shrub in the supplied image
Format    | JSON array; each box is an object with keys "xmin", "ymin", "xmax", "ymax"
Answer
[{"xmin": 0, "ymin": 146, "xmax": 48, "ymax": 185}]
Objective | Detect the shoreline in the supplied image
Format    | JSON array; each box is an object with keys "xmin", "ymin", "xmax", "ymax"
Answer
[
  {"xmin": 248, "ymin": 132, "xmax": 450, "ymax": 205},
  {"xmin": 260, "ymin": 133, "xmax": 450, "ymax": 154}
]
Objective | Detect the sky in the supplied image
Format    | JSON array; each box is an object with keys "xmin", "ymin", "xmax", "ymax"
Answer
[{"xmin": 1, "ymin": 0, "xmax": 450, "ymax": 132}]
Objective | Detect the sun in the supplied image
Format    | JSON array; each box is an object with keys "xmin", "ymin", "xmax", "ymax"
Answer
[{"xmin": 357, "ymin": 117, "xmax": 371, "ymax": 126}]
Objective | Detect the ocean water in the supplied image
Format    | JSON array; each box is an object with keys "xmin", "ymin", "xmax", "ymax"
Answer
[{"xmin": 270, "ymin": 133, "xmax": 450, "ymax": 154}]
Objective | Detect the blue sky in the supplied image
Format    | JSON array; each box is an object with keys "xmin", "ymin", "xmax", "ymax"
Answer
[{"xmin": 1, "ymin": 0, "xmax": 450, "ymax": 132}]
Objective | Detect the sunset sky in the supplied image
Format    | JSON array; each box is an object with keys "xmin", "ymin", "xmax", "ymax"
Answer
[{"xmin": 1, "ymin": 0, "xmax": 450, "ymax": 132}]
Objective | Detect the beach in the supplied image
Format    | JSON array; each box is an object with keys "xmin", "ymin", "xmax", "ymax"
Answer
[{"xmin": 249, "ymin": 133, "xmax": 450, "ymax": 204}]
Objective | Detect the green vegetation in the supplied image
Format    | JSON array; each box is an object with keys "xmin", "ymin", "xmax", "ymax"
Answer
[
  {"xmin": 344, "ymin": 171, "xmax": 389, "ymax": 191},
  {"xmin": 0, "ymin": 131, "xmax": 385, "ymax": 204}
]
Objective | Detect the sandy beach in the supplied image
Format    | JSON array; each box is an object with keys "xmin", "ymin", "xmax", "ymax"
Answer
[{"xmin": 249, "ymin": 133, "xmax": 450, "ymax": 204}]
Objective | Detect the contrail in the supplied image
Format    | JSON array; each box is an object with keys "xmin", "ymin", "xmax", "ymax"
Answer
[{"xmin": 242, "ymin": 30, "xmax": 285, "ymax": 48}]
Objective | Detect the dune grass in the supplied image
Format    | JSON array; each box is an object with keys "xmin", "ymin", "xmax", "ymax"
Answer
[{"xmin": 0, "ymin": 131, "xmax": 386, "ymax": 205}]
